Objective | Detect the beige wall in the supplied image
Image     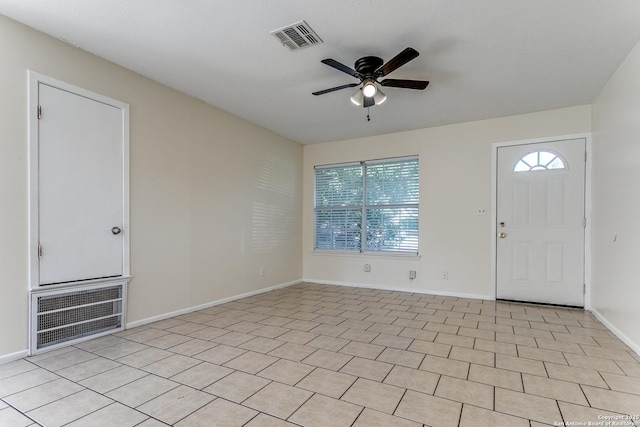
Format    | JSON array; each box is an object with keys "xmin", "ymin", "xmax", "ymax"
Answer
[
  {"xmin": 591, "ymin": 40, "xmax": 640, "ymax": 353},
  {"xmin": 303, "ymin": 106, "xmax": 592, "ymax": 298},
  {"xmin": 0, "ymin": 15, "xmax": 302, "ymax": 358}
]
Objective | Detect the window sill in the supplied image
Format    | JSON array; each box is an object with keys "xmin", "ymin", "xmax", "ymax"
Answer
[{"xmin": 311, "ymin": 250, "xmax": 421, "ymax": 261}]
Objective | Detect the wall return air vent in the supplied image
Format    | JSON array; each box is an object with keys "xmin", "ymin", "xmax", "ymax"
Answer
[
  {"xmin": 29, "ymin": 281, "xmax": 126, "ymax": 354},
  {"xmin": 270, "ymin": 20, "xmax": 323, "ymax": 51}
]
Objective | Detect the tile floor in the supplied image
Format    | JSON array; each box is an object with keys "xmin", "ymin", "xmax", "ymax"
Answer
[{"xmin": 1, "ymin": 282, "xmax": 639, "ymax": 427}]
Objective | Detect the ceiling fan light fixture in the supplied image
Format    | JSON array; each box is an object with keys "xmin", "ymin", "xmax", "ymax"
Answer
[
  {"xmin": 373, "ymin": 88, "xmax": 387, "ymax": 105},
  {"xmin": 362, "ymin": 80, "xmax": 377, "ymax": 98},
  {"xmin": 350, "ymin": 88, "xmax": 364, "ymax": 106}
]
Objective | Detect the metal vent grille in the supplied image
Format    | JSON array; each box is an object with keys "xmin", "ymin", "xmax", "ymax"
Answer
[
  {"xmin": 30, "ymin": 282, "xmax": 126, "ymax": 353},
  {"xmin": 270, "ymin": 20, "xmax": 323, "ymax": 51}
]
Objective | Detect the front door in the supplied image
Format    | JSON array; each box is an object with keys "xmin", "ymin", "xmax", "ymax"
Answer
[
  {"xmin": 37, "ymin": 82, "xmax": 125, "ymax": 285},
  {"xmin": 496, "ymin": 138, "xmax": 586, "ymax": 306}
]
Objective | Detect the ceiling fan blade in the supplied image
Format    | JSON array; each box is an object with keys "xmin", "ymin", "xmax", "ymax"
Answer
[
  {"xmin": 379, "ymin": 79, "xmax": 429, "ymax": 90},
  {"xmin": 321, "ymin": 59, "xmax": 362, "ymax": 79},
  {"xmin": 375, "ymin": 47, "xmax": 420, "ymax": 78},
  {"xmin": 312, "ymin": 83, "xmax": 359, "ymax": 96},
  {"xmin": 363, "ymin": 96, "xmax": 375, "ymax": 108}
]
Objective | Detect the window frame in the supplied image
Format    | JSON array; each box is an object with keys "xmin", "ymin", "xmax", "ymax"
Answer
[{"xmin": 314, "ymin": 155, "xmax": 419, "ymax": 255}]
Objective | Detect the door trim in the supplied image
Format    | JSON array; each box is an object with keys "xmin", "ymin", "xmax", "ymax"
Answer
[
  {"xmin": 490, "ymin": 133, "xmax": 592, "ymax": 309},
  {"xmin": 28, "ymin": 71, "xmax": 130, "ymax": 289}
]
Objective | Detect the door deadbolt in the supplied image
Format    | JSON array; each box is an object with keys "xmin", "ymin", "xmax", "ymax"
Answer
[
  {"xmin": 498, "ymin": 232, "xmax": 507, "ymax": 238},
  {"xmin": 499, "ymin": 222, "xmax": 505, "ymax": 227},
  {"xmin": 111, "ymin": 226, "xmax": 122, "ymax": 235}
]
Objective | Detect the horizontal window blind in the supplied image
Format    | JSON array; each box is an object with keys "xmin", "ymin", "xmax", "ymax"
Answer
[
  {"xmin": 314, "ymin": 164, "xmax": 363, "ymax": 251},
  {"xmin": 315, "ymin": 209, "xmax": 362, "ymax": 251},
  {"xmin": 315, "ymin": 164, "xmax": 363, "ymax": 208},
  {"xmin": 314, "ymin": 157, "xmax": 419, "ymax": 254}
]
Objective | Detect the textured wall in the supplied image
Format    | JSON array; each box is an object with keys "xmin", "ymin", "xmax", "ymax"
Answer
[
  {"xmin": 0, "ymin": 15, "xmax": 302, "ymax": 358},
  {"xmin": 591, "ymin": 40, "xmax": 640, "ymax": 353},
  {"xmin": 303, "ymin": 106, "xmax": 592, "ymax": 298}
]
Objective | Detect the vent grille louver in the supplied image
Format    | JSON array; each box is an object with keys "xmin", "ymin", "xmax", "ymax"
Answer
[
  {"xmin": 270, "ymin": 20, "xmax": 323, "ymax": 51},
  {"xmin": 30, "ymin": 282, "xmax": 126, "ymax": 353}
]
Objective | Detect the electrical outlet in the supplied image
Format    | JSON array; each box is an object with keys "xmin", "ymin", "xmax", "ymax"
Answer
[
  {"xmin": 441, "ymin": 271, "xmax": 448, "ymax": 280},
  {"xmin": 409, "ymin": 270, "xmax": 417, "ymax": 280},
  {"xmin": 476, "ymin": 208, "xmax": 487, "ymax": 216},
  {"xmin": 259, "ymin": 266, "xmax": 264, "ymax": 277},
  {"xmin": 364, "ymin": 264, "xmax": 371, "ymax": 272}
]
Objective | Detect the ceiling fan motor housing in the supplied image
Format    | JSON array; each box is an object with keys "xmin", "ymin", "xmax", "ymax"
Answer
[{"xmin": 354, "ymin": 56, "xmax": 384, "ymax": 76}]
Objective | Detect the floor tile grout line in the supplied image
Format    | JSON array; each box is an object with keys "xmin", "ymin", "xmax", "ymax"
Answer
[
  {"xmin": 347, "ymin": 406, "xmax": 366, "ymax": 427},
  {"xmin": 456, "ymin": 402, "xmax": 465, "ymax": 427},
  {"xmin": 0, "ymin": 359, "xmax": 42, "ymax": 383},
  {"xmin": 41, "ymin": 387, "xmax": 121, "ymax": 425},
  {"xmin": 1, "ymin": 362, "xmax": 94, "ymax": 406},
  {"xmin": 391, "ymin": 388, "xmax": 408, "ymax": 418},
  {"xmin": 155, "ymin": 391, "xmax": 214, "ymax": 426},
  {"xmin": 0, "ymin": 400, "xmax": 44, "ymax": 426},
  {"xmin": 555, "ymin": 398, "xmax": 567, "ymax": 426},
  {"xmin": 3, "ymin": 385, "xmax": 87, "ymax": 424}
]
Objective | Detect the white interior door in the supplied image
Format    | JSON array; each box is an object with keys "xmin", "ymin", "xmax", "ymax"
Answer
[
  {"xmin": 38, "ymin": 83, "xmax": 125, "ymax": 285},
  {"xmin": 496, "ymin": 139, "xmax": 586, "ymax": 306}
]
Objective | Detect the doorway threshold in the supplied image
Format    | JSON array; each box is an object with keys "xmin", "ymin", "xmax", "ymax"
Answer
[{"xmin": 497, "ymin": 298, "xmax": 584, "ymax": 310}]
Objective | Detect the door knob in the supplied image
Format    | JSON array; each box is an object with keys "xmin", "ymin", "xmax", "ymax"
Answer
[
  {"xmin": 498, "ymin": 232, "xmax": 507, "ymax": 238},
  {"xmin": 111, "ymin": 227, "xmax": 122, "ymax": 235}
]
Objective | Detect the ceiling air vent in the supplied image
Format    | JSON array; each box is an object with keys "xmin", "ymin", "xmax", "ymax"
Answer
[{"xmin": 270, "ymin": 20, "xmax": 323, "ymax": 51}]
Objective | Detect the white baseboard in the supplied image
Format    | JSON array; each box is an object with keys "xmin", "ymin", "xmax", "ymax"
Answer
[
  {"xmin": 590, "ymin": 308, "xmax": 640, "ymax": 357},
  {"xmin": 6, "ymin": 280, "xmax": 637, "ymax": 361},
  {"xmin": 0, "ymin": 349, "xmax": 29, "ymax": 365},
  {"xmin": 127, "ymin": 279, "xmax": 301, "ymax": 329},
  {"xmin": 303, "ymin": 279, "xmax": 494, "ymax": 301},
  {"xmin": 2, "ymin": 280, "xmax": 302, "ymax": 362}
]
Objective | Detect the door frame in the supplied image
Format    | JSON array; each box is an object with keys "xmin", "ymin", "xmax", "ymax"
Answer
[
  {"xmin": 490, "ymin": 133, "xmax": 592, "ymax": 309},
  {"xmin": 28, "ymin": 71, "xmax": 130, "ymax": 290}
]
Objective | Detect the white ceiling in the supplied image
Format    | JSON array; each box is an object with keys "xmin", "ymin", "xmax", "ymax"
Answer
[{"xmin": 2, "ymin": 1, "xmax": 640, "ymax": 144}]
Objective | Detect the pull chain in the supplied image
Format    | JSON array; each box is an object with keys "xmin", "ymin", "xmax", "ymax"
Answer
[{"xmin": 367, "ymin": 107, "xmax": 371, "ymax": 122}]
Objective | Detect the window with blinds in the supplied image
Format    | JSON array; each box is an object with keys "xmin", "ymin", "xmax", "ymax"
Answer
[{"xmin": 314, "ymin": 156, "xmax": 419, "ymax": 254}]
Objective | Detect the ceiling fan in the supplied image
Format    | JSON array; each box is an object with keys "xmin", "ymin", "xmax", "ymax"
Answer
[{"xmin": 312, "ymin": 47, "xmax": 429, "ymax": 108}]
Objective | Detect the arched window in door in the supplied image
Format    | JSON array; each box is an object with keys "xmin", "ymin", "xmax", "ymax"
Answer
[{"xmin": 514, "ymin": 150, "xmax": 566, "ymax": 172}]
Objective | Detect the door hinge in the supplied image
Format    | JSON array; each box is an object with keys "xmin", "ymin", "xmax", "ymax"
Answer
[
  {"xmin": 37, "ymin": 105, "xmax": 42, "ymax": 119},
  {"xmin": 585, "ymin": 151, "xmax": 587, "ymax": 162},
  {"xmin": 38, "ymin": 244, "xmax": 43, "ymax": 258},
  {"xmin": 584, "ymin": 217, "xmax": 587, "ymax": 228},
  {"xmin": 584, "ymin": 283, "xmax": 586, "ymax": 294}
]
